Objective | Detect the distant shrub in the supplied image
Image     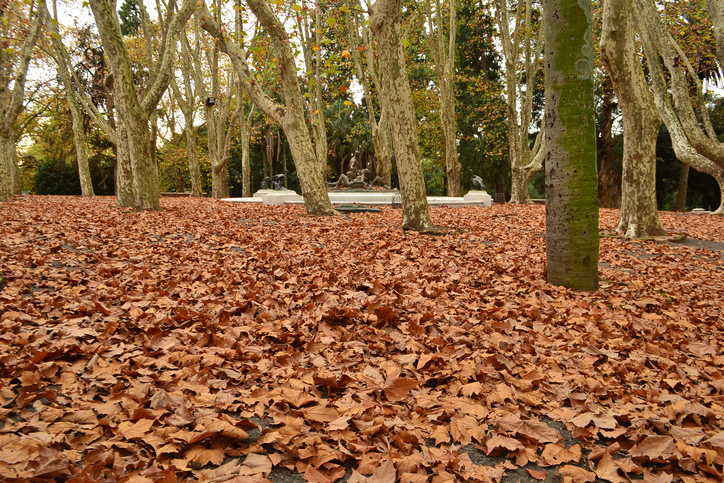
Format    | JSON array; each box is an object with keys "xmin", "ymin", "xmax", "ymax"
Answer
[{"xmin": 34, "ymin": 160, "xmax": 82, "ymax": 195}]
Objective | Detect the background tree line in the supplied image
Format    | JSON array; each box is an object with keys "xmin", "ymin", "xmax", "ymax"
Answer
[{"xmin": 2, "ymin": 0, "xmax": 724, "ymax": 289}]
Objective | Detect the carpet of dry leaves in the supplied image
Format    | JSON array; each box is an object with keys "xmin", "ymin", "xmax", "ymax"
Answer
[{"xmin": 1, "ymin": 196, "xmax": 723, "ymax": 483}]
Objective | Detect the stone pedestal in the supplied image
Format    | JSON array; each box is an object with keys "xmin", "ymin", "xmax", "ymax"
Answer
[{"xmin": 464, "ymin": 190, "xmax": 493, "ymax": 207}]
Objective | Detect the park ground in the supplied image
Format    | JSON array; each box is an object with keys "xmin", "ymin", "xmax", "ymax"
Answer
[{"xmin": 0, "ymin": 196, "xmax": 723, "ymax": 483}]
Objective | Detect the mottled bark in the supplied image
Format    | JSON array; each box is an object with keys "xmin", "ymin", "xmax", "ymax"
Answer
[
  {"xmin": 600, "ymin": 0, "xmax": 666, "ymax": 238},
  {"xmin": 707, "ymin": 0, "xmax": 724, "ymax": 69},
  {"xmin": 370, "ymin": 0, "xmax": 434, "ymax": 231},
  {"xmin": 115, "ymin": 119, "xmax": 135, "ymax": 207},
  {"xmin": 0, "ymin": 3, "xmax": 43, "ymax": 201},
  {"xmin": 424, "ymin": 0, "xmax": 460, "ymax": 196},
  {"xmin": 498, "ymin": 0, "xmax": 545, "ymax": 204},
  {"xmin": 543, "ymin": 0, "xmax": 600, "ymax": 291},
  {"xmin": 42, "ymin": 0, "xmax": 94, "ymax": 196},
  {"xmin": 597, "ymin": 76, "xmax": 620, "ymax": 209},
  {"xmin": 636, "ymin": 0, "xmax": 724, "ymax": 215},
  {"xmin": 298, "ymin": 2, "xmax": 328, "ymax": 178},
  {"xmin": 675, "ymin": 163, "xmax": 689, "ymax": 212},
  {"xmin": 199, "ymin": 1, "xmax": 335, "ymax": 214},
  {"xmin": 89, "ymin": 0, "xmax": 195, "ymax": 210}
]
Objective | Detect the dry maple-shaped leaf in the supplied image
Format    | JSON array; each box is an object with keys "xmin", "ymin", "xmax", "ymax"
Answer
[
  {"xmin": 569, "ymin": 411, "xmax": 617, "ymax": 431},
  {"xmin": 399, "ymin": 473, "xmax": 429, "ymax": 483},
  {"xmin": 540, "ymin": 443, "xmax": 582, "ymax": 466},
  {"xmin": 495, "ymin": 414, "xmax": 559, "ymax": 443},
  {"xmin": 703, "ymin": 430, "xmax": 724, "ymax": 449},
  {"xmin": 642, "ymin": 468, "xmax": 674, "ymax": 483},
  {"xmin": 594, "ymin": 452, "xmax": 628, "ymax": 483},
  {"xmin": 303, "ymin": 405, "xmax": 340, "ymax": 423},
  {"xmin": 117, "ymin": 418, "xmax": 155, "ymax": 440},
  {"xmin": 450, "ymin": 415, "xmax": 486, "ymax": 445},
  {"xmin": 482, "ymin": 434, "xmax": 526, "ymax": 454},
  {"xmin": 460, "ymin": 381, "xmax": 484, "ymax": 397},
  {"xmin": 629, "ymin": 435, "xmax": 678, "ymax": 460},
  {"xmin": 558, "ymin": 465, "xmax": 596, "ymax": 483},
  {"xmin": 241, "ymin": 453, "xmax": 272, "ymax": 476},
  {"xmin": 182, "ymin": 444, "xmax": 225, "ymax": 468},
  {"xmin": 383, "ymin": 369, "xmax": 418, "ymax": 402}
]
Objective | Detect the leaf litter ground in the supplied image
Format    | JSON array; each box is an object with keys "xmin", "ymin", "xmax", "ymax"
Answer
[{"xmin": 1, "ymin": 196, "xmax": 723, "ymax": 483}]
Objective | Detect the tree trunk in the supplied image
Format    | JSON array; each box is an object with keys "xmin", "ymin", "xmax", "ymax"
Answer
[
  {"xmin": 115, "ymin": 119, "xmax": 135, "ymax": 207},
  {"xmin": 636, "ymin": 0, "xmax": 724, "ymax": 216},
  {"xmin": 675, "ymin": 163, "xmax": 689, "ymax": 212},
  {"xmin": 597, "ymin": 75, "xmax": 620, "ymax": 209},
  {"xmin": 184, "ymin": 120, "xmax": 203, "ymax": 196},
  {"xmin": 424, "ymin": 0, "xmax": 460, "ymax": 197},
  {"xmin": 240, "ymin": 112, "xmax": 253, "ymax": 197},
  {"xmin": 0, "ymin": 3, "xmax": 43, "ymax": 201},
  {"xmin": 499, "ymin": 0, "xmax": 545, "ymax": 204},
  {"xmin": 707, "ymin": 0, "xmax": 724, "ymax": 70},
  {"xmin": 89, "ymin": 0, "xmax": 195, "ymax": 210},
  {"xmin": 543, "ymin": 0, "xmax": 599, "ymax": 291},
  {"xmin": 370, "ymin": 0, "xmax": 434, "ymax": 231},
  {"xmin": 199, "ymin": 1, "xmax": 335, "ymax": 215},
  {"xmin": 0, "ymin": 130, "xmax": 17, "ymax": 201},
  {"xmin": 600, "ymin": 0, "xmax": 666, "ymax": 238},
  {"xmin": 42, "ymin": 0, "xmax": 95, "ymax": 196}
]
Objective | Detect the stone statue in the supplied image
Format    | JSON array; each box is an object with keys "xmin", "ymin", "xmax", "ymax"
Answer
[
  {"xmin": 273, "ymin": 170, "xmax": 289, "ymax": 190},
  {"xmin": 470, "ymin": 169, "xmax": 485, "ymax": 191}
]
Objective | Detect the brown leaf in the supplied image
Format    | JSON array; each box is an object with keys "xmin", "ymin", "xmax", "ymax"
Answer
[
  {"xmin": 118, "ymin": 418, "xmax": 154, "ymax": 440},
  {"xmin": 629, "ymin": 435, "xmax": 678, "ymax": 460},
  {"xmin": 594, "ymin": 452, "xmax": 627, "ymax": 483},
  {"xmin": 303, "ymin": 405, "xmax": 340, "ymax": 422},
  {"xmin": 540, "ymin": 443, "xmax": 582, "ymax": 466},
  {"xmin": 496, "ymin": 414, "xmax": 559, "ymax": 443},
  {"xmin": 526, "ymin": 468, "xmax": 547, "ymax": 480},
  {"xmin": 558, "ymin": 465, "xmax": 596, "ymax": 483},
  {"xmin": 383, "ymin": 370, "xmax": 418, "ymax": 402}
]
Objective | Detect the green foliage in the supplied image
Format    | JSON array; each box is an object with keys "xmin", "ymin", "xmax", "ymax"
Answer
[
  {"xmin": 118, "ymin": 0, "xmax": 141, "ymax": 36},
  {"xmin": 455, "ymin": 0, "xmax": 509, "ymax": 194},
  {"xmin": 33, "ymin": 159, "xmax": 82, "ymax": 195},
  {"xmin": 422, "ymin": 158, "xmax": 445, "ymax": 196}
]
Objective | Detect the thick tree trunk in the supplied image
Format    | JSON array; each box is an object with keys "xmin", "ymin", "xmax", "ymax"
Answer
[
  {"xmin": 370, "ymin": 0, "xmax": 434, "ymax": 231},
  {"xmin": 90, "ymin": 0, "xmax": 194, "ymax": 210},
  {"xmin": 675, "ymin": 163, "xmax": 689, "ymax": 212},
  {"xmin": 0, "ymin": 4, "xmax": 43, "ymax": 202},
  {"xmin": 636, "ymin": 0, "xmax": 724, "ymax": 216},
  {"xmin": 115, "ymin": 120, "xmax": 135, "ymax": 207},
  {"xmin": 377, "ymin": 104, "xmax": 394, "ymax": 187},
  {"xmin": 597, "ymin": 76, "xmax": 620, "ymax": 209},
  {"xmin": 543, "ymin": 0, "xmax": 599, "ymax": 291},
  {"xmin": 600, "ymin": 0, "xmax": 666, "ymax": 238},
  {"xmin": 0, "ymin": 130, "xmax": 18, "ymax": 201},
  {"xmin": 707, "ymin": 0, "xmax": 724, "ymax": 73},
  {"xmin": 70, "ymin": 100, "xmax": 95, "ymax": 197}
]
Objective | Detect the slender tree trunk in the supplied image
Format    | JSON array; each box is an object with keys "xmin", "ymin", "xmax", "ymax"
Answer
[
  {"xmin": 240, "ymin": 111, "xmax": 253, "ymax": 197},
  {"xmin": 200, "ymin": 1, "xmax": 335, "ymax": 214},
  {"xmin": 42, "ymin": 0, "xmax": 95, "ymax": 196},
  {"xmin": 184, "ymin": 120, "xmax": 203, "ymax": 196},
  {"xmin": 377, "ymin": 106, "xmax": 394, "ymax": 187},
  {"xmin": 675, "ymin": 163, "xmax": 689, "ymax": 212},
  {"xmin": 600, "ymin": 0, "xmax": 666, "ymax": 238},
  {"xmin": 371, "ymin": 0, "xmax": 434, "ymax": 230},
  {"xmin": 543, "ymin": 0, "xmax": 599, "ymax": 291},
  {"xmin": 597, "ymin": 75, "xmax": 620, "ymax": 209}
]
